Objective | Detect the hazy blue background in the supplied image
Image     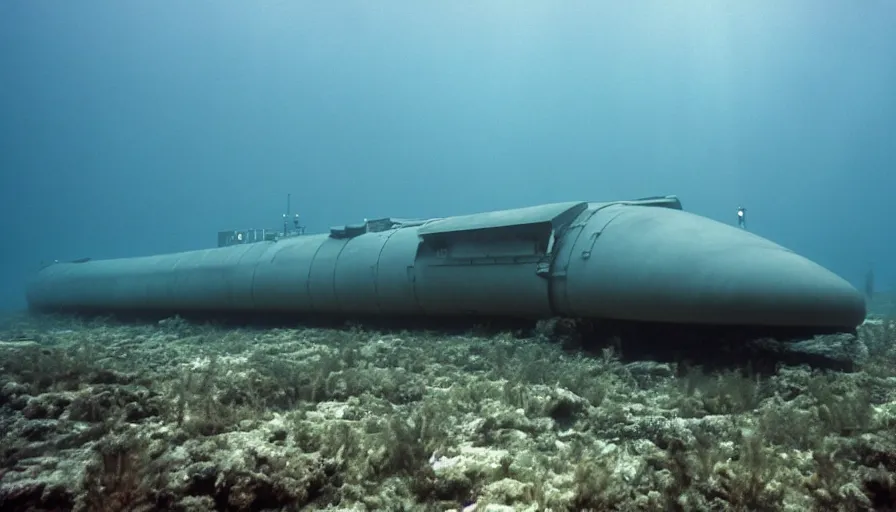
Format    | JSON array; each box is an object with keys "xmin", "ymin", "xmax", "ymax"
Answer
[{"xmin": 1, "ymin": 1, "xmax": 894, "ymax": 311}]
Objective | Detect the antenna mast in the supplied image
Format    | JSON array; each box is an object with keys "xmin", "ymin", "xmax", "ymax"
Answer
[{"xmin": 283, "ymin": 193, "xmax": 291, "ymax": 236}]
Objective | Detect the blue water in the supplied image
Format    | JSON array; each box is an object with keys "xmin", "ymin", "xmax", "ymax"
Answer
[{"xmin": 1, "ymin": 1, "xmax": 894, "ymax": 311}]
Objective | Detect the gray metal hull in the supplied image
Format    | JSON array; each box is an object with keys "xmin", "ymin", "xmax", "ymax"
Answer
[{"xmin": 25, "ymin": 196, "xmax": 866, "ymax": 331}]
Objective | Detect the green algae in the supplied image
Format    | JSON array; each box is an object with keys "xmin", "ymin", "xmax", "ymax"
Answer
[{"xmin": 0, "ymin": 313, "xmax": 895, "ymax": 511}]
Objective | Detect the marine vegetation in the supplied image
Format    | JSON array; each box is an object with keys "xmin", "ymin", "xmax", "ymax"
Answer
[{"xmin": 0, "ymin": 312, "xmax": 895, "ymax": 511}]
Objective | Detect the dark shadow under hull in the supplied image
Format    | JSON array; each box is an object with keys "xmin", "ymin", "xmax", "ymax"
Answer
[{"xmin": 26, "ymin": 307, "xmax": 860, "ymax": 374}]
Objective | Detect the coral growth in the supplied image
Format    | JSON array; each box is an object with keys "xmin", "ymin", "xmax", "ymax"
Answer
[{"xmin": 0, "ymin": 312, "xmax": 894, "ymax": 510}]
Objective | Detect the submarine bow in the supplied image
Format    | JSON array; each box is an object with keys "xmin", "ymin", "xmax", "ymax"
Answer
[{"xmin": 26, "ymin": 195, "xmax": 866, "ymax": 332}]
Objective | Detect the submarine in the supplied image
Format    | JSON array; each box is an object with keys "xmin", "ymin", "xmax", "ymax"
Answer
[{"xmin": 25, "ymin": 195, "xmax": 866, "ymax": 334}]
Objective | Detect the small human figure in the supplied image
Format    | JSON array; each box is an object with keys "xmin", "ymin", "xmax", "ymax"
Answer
[{"xmin": 736, "ymin": 206, "xmax": 746, "ymax": 229}]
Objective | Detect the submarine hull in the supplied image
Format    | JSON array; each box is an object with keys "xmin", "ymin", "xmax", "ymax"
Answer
[{"xmin": 25, "ymin": 196, "xmax": 867, "ymax": 332}]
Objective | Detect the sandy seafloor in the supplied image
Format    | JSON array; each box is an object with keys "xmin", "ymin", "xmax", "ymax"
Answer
[{"xmin": 1, "ymin": 312, "xmax": 896, "ymax": 512}]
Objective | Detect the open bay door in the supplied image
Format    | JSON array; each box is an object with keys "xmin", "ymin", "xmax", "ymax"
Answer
[{"xmin": 412, "ymin": 201, "xmax": 588, "ymax": 317}]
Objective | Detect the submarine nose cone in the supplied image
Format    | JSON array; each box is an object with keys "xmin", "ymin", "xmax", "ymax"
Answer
[
  {"xmin": 719, "ymin": 242, "xmax": 867, "ymax": 329},
  {"xmin": 572, "ymin": 207, "xmax": 866, "ymax": 330}
]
